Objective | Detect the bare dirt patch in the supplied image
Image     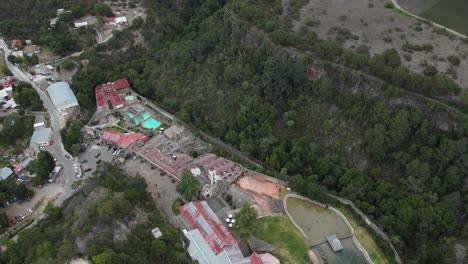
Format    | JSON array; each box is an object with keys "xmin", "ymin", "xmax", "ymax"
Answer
[{"xmin": 292, "ymin": 0, "xmax": 468, "ymax": 88}]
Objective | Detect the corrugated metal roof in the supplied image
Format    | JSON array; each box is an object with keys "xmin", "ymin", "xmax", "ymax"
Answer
[
  {"xmin": 31, "ymin": 127, "xmax": 51, "ymax": 144},
  {"xmin": 184, "ymin": 229, "xmax": 249, "ymax": 264},
  {"xmin": 180, "ymin": 201, "xmax": 238, "ymax": 255},
  {"xmin": 0, "ymin": 167, "xmax": 13, "ymax": 180},
  {"xmin": 47, "ymin": 82, "xmax": 78, "ymax": 110}
]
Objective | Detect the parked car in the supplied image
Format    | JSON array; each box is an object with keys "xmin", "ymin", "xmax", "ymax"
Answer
[
  {"xmin": 84, "ymin": 168, "xmax": 92, "ymax": 172},
  {"xmin": 96, "ymin": 159, "xmax": 102, "ymax": 164},
  {"xmin": 80, "ymin": 159, "xmax": 88, "ymax": 164},
  {"xmin": 94, "ymin": 153, "xmax": 101, "ymax": 158},
  {"xmin": 65, "ymin": 154, "xmax": 71, "ymax": 159},
  {"xmin": 9, "ymin": 219, "xmax": 16, "ymax": 225}
]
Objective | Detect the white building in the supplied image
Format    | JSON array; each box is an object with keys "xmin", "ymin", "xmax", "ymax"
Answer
[
  {"xmin": 46, "ymin": 82, "xmax": 79, "ymax": 111},
  {"xmin": 31, "ymin": 127, "xmax": 52, "ymax": 147},
  {"xmin": 74, "ymin": 22, "xmax": 88, "ymax": 28}
]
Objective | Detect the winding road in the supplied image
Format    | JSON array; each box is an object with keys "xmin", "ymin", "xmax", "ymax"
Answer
[{"xmin": 0, "ymin": 39, "xmax": 76, "ymax": 206}]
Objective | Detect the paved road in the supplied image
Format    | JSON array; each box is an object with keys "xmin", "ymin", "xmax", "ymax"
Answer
[{"xmin": 0, "ymin": 39, "xmax": 76, "ymax": 206}]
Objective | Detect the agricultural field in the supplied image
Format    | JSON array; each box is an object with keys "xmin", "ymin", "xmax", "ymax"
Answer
[
  {"xmin": 291, "ymin": 0, "xmax": 468, "ymax": 89},
  {"xmin": 420, "ymin": 0, "xmax": 468, "ymax": 36}
]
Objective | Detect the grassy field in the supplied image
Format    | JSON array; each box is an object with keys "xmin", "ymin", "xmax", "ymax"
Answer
[
  {"xmin": 0, "ymin": 50, "xmax": 6, "ymax": 79},
  {"xmin": 339, "ymin": 207, "xmax": 393, "ymax": 264},
  {"xmin": 255, "ymin": 216, "xmax": 311, "ymax": 264},
  {"xmin": 420, "ymin": 0, "xmax": 468, "ymax": 36}
]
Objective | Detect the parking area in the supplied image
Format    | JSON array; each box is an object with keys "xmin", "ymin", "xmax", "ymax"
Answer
[
  {"xmin": 123, "ymin": 158, "xmax": 184, "ymax": 228},
  {"xmin": 79, "ymin": 142, "xmax": 115, "ymax": 177}
]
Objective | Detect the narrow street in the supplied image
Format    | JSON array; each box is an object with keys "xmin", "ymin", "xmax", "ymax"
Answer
[{"xmin": 0, "ymin": 39, "xmax": 76, "ymax": 206}]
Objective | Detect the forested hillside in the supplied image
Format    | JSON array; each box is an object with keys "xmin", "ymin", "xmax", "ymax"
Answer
[
  {"xmin": 0, "ymin": 163, "xmax": 185, "ymax": 264},
  {"xmin": 22, "ymin": 0, "xmax": 467, "ymax": 263},
  {"xmin": 0, "ymin": 0, "xmax": 110, "ymax": 55}
]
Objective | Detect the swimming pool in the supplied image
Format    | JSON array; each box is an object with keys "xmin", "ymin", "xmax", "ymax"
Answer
[
  {"xmin": 133, "ymin": 107, "xmax": 143, "ymax": 112},
  {"xmin": 141, "ymin": 112, "xmax": 151, "ymax": 120},
  {"xmin": 134, "ymin": 116, "xmax": 144, "ymax": 125},
  {"xmin": 125, "ymin": 112, "xmax": 135, "ymax": 118},
  {"xmin": 124, "ymin": 95, "xmax": 134, "ymax": 101},
  {"xmin": 142, "ymin": 118, "xmax": 161, "ymax": 129}
]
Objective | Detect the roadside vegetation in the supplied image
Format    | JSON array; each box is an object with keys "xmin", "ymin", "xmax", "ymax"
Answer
[
  {"xmin": 0, "ymin": 163, "xmax": 186, "ymax": 263},
  {"xmin": 14, "ymin": 82, "xmax": 44, "ymax": 112}
]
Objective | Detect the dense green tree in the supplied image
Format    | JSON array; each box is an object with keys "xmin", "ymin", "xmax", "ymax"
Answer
[
  {"xmin": 27, "ymin": 151, "xmax": 55, "ymax": 185},
  {"xmin": 235, "ymin": 204, "xmax": 257, "ymax": 243},
  {"xmin": 176, "ymin": 170, "xmax": 200, "ymax": 200}
]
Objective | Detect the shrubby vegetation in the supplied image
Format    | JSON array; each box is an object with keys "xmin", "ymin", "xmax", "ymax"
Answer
[
  {"xmin": 0, "ymin": 0, "xmax": 102, "ymax": 55},
  {"xmin": 27, "ymin": 151, "xmax": 55, "ymax": 185},
  {"xmin": 51, "ymin": 0, "xmax": 467, "ymax": 262},
  {"xmin": 14, "ymin": 82, "xmax": 44, "ymax": 112},
  {"xmin": 0, "ymin": 114, "xmax": 34, "ymax": 147},
  {"xmin": 0, "ymin": 163, "xmax": 185, "ymax": 263}
]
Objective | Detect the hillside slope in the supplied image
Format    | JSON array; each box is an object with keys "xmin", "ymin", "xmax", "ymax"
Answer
[{"xmin": 66, "ymin": 0, "xmax": 468, "ymax": 263}]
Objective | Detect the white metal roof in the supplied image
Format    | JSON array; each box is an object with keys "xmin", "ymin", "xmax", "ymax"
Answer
[{"xmin": 46, "ymin": 82, "xmax": 78, "ymax": 110}]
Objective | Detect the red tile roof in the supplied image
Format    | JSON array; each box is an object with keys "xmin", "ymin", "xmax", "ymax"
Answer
[
  {"xmin": 104, "ymin": 17, "xmax": 115, "ymax": 23},
  {"xmin": 114, "ymin": 78, "xmax": 130, "ymax": 90},
  {"xmin": 132, "ymin": 144, "xmax": 193, "ymax": 180},
  {"xmin": 180, "ymin": 201, "xmax": 237, "ymax": 255},
  {"xmin": 250, "ymin": 253, "xmax": 280, "ymax": 264},
  {"xmin": 11, "ymin": 39, "xmax": 21, "ymax": 46},
  {"xmin": 95, "ymin": 82, "xmax": 123, "ymax": 109},
  {"xmin": 102, "ymin": 130, "xmax": 148, "ymax": 149}
]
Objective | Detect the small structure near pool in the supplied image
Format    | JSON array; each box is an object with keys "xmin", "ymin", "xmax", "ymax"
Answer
[{"xmin": 326, "ymin": 234, "xmax": 343, "ymax": 252}]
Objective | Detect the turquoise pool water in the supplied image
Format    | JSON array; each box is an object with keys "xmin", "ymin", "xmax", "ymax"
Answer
[
  {"xmin": 124, "ymin": 95, "xmax": 134, "ymax": 101},
  {"xmin": 141, "ymin": 112, "xmax": 151, "ymax": 120},
  {"xmin": 133, "ymin": 107, "xmax": 143, "ymax": 112},
  {"xmin": 142, "ymin": 118, "xmax": 161, "ymax": 129},
  {"xmin": 134, "ymin": 116, "xmax": 144, "ymax": 125},
  {"xmin": 125, "ymin": 112, "xmax": 134, "ymax": 118}
]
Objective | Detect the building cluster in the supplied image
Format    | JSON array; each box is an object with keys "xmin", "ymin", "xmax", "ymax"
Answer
[
  {"xmin": 95, "ymin": 78, "xmax": 131, "ymax": 110},
  {"xmin": 104, "ymin": 16, "xmax": 129, "ymax": 28},
  {"xmin": 30, "ymin": 64, "xmax": 55, "ymax": 83},
  {"xmin": 180, "ymin": 201, "xmax": 279, "ymax": 264},
  {"xmin": 50, "ymin": 9, "xmax": 69, "ymax": 28},
  {"xmin": 0, "ymin": 76, "xmax": 18, "ymax": 111}
]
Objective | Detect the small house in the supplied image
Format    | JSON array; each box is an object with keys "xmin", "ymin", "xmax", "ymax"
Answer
[
  {"xmin": 11, "ymin": 39, "xmax": 21, "ymax": 47},
  {"xmin": 0, "ymin": 167, "xmax": 13, "ymax": 181}
]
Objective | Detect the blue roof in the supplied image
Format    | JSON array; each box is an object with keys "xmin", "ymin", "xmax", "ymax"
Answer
[
  {"xmin": 46, "ymin": 82, "xmax": 78, "ymax": 110},
  {"xmin": 31, "ymin": 127, "xmax": 51, "ymax": 144},
  {"xmin": 0, "ymin": 167, "xmax": 13, "ymax": 180}
]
